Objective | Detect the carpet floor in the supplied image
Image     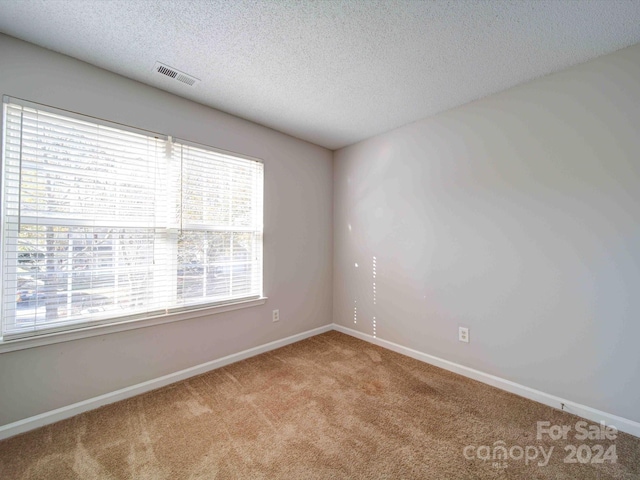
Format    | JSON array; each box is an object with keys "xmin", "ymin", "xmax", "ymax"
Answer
[{"xmin": 0, "ymin": 331, "xmax": 638, "ymax": 479}]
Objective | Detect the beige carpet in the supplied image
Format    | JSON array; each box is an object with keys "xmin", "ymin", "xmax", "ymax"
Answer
[{"xmin": 0, "ymin": 331, "xmax": 638, "ymax": 479}]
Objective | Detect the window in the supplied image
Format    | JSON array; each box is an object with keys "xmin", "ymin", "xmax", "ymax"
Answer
[{"xmin": 1, "ymin": 97, "xmax": 263, "ymax": 341}]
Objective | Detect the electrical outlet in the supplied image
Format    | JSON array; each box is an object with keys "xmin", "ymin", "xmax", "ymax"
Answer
[
  {"xmin": 272, "ymin": 309, "xmax": 280, "ymax": 322},
  {"xmin": 459, "ymin": 326, "xmax": 469, "ymax": 343}
]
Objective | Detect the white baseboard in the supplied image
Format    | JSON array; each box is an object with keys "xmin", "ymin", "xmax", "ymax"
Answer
[
  {"xmin": 3, "ymin": 323, "xmax": 639, "ymax": 441},
  {"xmin": 333, "ymin": 324, "xmax": 640, "ymax": 439},
  {"xmin": 0, "ymin": 324, "xmax": 333, "ymax": 441}
]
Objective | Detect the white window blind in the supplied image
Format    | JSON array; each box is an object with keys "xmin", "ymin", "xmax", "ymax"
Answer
[
  {"xmin": 175, "ymin": 142, "xmax": 263, "ymax": 307},
  {"xmin": 1, "ymin": 98, "xmax": 263, "ymax": 340}
]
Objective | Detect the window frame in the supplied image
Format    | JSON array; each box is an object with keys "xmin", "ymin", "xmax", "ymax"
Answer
[{"xmin": 0, "ymin": 96, "xmax": 266, "ymax": 352}]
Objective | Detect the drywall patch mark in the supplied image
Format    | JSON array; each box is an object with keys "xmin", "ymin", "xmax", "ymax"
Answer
[
  {"xmin": 353, "ymin": 300, "xmax": 357, "ymax": 324},
  {"xmin": 373, "ymin": 256, "xmax": 377, "ymax": 337}
]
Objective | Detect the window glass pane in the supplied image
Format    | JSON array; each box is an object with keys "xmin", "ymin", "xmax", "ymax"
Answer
[
  {"xmin": 9, "ymin": 225, "xmax": 158, "ymax": 334},
  {"xmin": 17, "ymin": 108, "xmax": 160, "ymax": 225},
  {"xmin": 180, "ymin": 145, "xmax": 262, "ymax": 229},
  {"xmin": 177, "ymin": 231, "xmax": 259, "ymax": 304}
]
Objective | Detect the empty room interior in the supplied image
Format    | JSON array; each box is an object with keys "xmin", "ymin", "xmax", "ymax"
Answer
[{"xmin": 0, "ymin": 1, "xmax": 639, "ymax": 478}]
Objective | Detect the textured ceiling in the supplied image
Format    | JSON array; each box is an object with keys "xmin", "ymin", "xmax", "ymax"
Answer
[{"xmin": 1, "ymin": 1, "xmax": 640, "ymax": 150}]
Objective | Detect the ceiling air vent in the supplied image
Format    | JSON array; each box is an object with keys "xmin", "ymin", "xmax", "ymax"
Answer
[{"xmin": 153, "ymin": 62, "xmax": 199, "ymax": 87}]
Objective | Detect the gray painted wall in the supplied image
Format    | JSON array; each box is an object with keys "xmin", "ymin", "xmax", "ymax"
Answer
[
  {"xmin": 334, "ymin": 44, "xmax": 640, "ymax": 423},
  {"xmin": 0, "ymin": 34, "xmax": 333, "ymax": 426}
]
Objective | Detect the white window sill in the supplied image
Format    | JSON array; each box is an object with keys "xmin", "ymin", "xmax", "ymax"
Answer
[{"xmin": 0, "ymin": 297, "xmax": 267, "ymax": 354}]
